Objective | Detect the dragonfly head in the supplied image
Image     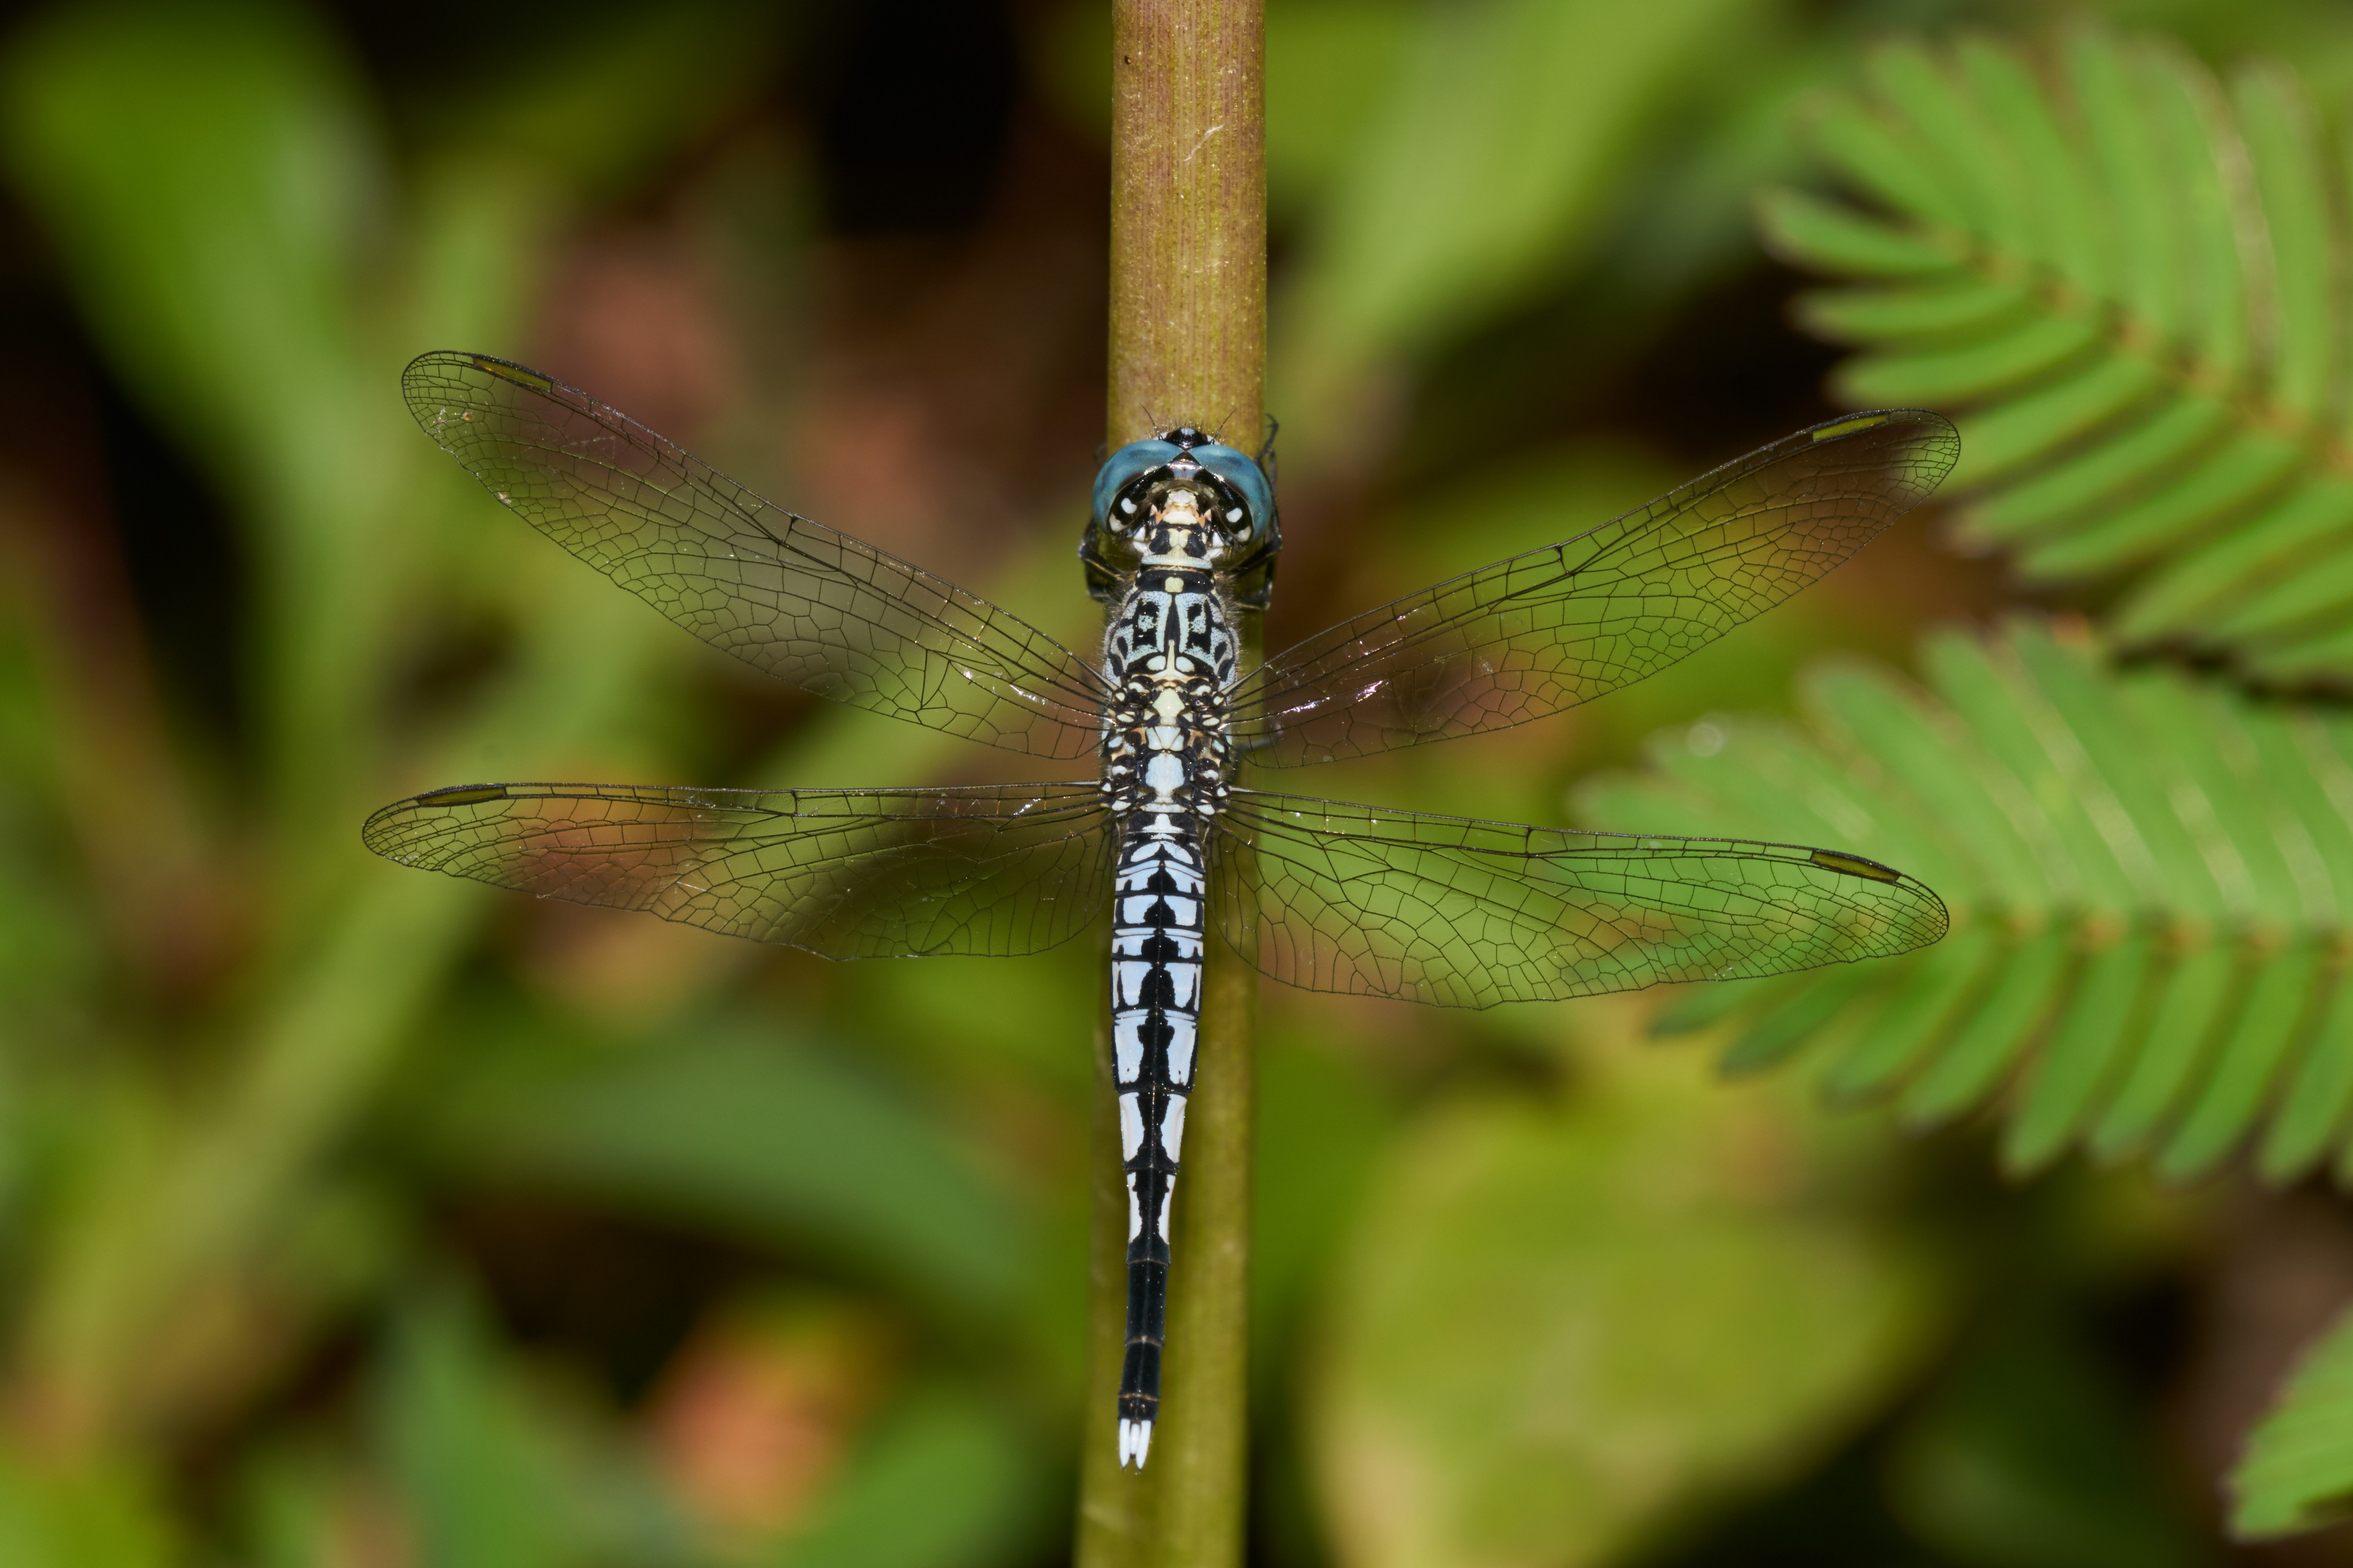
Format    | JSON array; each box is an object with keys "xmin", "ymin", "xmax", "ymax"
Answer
[{"xmin": 1079, "ymin": 427, "xmax": 1281, "ymax": 605}]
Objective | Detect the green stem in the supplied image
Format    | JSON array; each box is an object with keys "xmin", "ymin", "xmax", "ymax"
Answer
[{"xmin": 1079, "ymin": 5, "xmax": 1265, "ymax": 1565}]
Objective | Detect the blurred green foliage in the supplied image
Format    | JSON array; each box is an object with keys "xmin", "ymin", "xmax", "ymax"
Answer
[
  {"xmin": 6, "ymin": 1, "xmax": 2353, "ymax": 1566},
  {"xmin": 1313, "ymin": 1027, "xmax": 1942, "ymax": 1568},
  {"xmin": 1887, "ymin": 1309, "xmax": 2212, "ymax": 1568}
]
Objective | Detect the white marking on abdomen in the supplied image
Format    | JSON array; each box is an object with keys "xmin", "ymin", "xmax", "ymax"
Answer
[
  {"xmin": 1114, "ymin": 1013, "xmax": 1146, "ymax": 1080},
  {"xmin": 1119, "ymin": 1092, "xmax": 1144, "ymax": 1162},
  {"xmin": 1165, "ymin": 1013, "xmax": 1197, "ymax": 1086},
  {"xmin": 1114, "ymin": 962, "xmax": 1156, "ymax": 1007}
]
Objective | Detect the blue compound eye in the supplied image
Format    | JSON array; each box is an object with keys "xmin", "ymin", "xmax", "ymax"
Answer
[
  {"xmin": 1092, "ymin": 439, "xmax": 1183, "ymax": 528},
  {"xmin": 1188, "ymin": 443, "xmax": 1274, "ymax": 538}
]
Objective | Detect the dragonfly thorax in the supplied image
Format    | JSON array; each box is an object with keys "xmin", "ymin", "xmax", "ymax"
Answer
[{"xmin": 1100, "ymin": 568, "xmax": 1235, "ymax": 820}]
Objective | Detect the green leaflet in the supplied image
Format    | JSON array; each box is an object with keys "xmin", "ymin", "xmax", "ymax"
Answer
[
  {"xmin": 2002, "ymin": 928, "xmax": 2157, "ymax": 1174},
  {"xmin": 2232, "ymin": 1306, "xmax": 2353, "ymax": 1538},
  {"xmin": 1576, "ymin": 616, "xmax": 2353, "ymax": 1182},
  {"xmin": 1759, "ymin": 29, "xmax": 2353, "ymax": 675}
]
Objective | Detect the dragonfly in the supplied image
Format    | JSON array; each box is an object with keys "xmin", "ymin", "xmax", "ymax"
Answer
[{"xmin": 366, "ymin": 352, "xmax": 1958, "ymax": 1470}]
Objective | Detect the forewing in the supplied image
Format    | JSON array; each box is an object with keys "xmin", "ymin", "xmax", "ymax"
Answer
[
  {"xmin": 1210, "ymin": 790, "xmax": 1947, "ymax": 1007},
  {"xmin": 405, "ymin": 351, "xmax": 1106, "ymax": 759},
  {"xmin": 364, "ymin": 781, "xmax": 1114, "ymax": 959},
  {"xmin": 1232, "ymin": 411, "xmax": 1958, "ymax": 765}
]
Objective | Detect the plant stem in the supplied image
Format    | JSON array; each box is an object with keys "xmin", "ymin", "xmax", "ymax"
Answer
[
  {"xmin": 1104, "ymin": 2, "xmax": 1267, "ymax": 451},
  {"xmin": 1079, "ymin": 5, "xmax": 1264, "ymax": 1565}
]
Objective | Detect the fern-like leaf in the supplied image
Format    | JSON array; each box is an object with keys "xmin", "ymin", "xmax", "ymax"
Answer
[
  {"xmin": 2232, "ymin": 1305, "xmax": 2353, "ymax": 1539},
  {"xmin": 1759, "ymin": 31, "xmax": 2353, "ymax": 681},
  {"xmin": 1577, "ymin": 616, "xmax": 2353, "ymax": 1183}
]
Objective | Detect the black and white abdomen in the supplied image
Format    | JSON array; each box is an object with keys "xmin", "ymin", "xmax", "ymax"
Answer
[{"xmin": 1098, "ymin": 565, "xmax": 1239, "ymax": 1469}]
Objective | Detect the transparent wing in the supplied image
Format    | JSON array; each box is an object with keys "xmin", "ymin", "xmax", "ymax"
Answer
[
  {"xmin": 405, "ymin": 351, "xmax": 1107, "ymax": 759},
  {"xmin": 1232, "ymin": 410, "xmax": 1958, "ymax": 765},
  {"xmin": 1209, "ymin": 789, "xmax": 1947, "ymax": 1008},
  {"xmin": 364, "ymin": 780, "xmax": 1115, "ymax": 958}
]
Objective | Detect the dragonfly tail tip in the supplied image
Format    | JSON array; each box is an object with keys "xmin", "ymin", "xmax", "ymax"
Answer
[{"xmin": 1118, "ymin": 1417, "xmax": 1154, "ymax": 1469}]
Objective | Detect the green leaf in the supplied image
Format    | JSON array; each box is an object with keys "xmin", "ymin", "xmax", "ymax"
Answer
[
  {"xmin": 1762, "ymin": 29, "xmax": 2353, "ymax": 675},
  {"xmin": 371, "ymin": 1283, "xmax": 701, "ymax": 1568},
  {"xmin": 1577, "ymin": 616, "xmax": 2353, "ymax": 1183},
  {"xmin": 373, "ymin": 1287, "xmax": 574, "ymax": 1568},
  {"xmin": 1757, "ymin": 186, "xmax": 1957, "ymax": 276},
  {"xmin": 0, "ymin": 0, "xmax": 377, "ymax": 513},
  {"xmin": 1834, "ymin": 304, "xmax": 2102, "ymax": 406},
  {"xmin": 1719, "ymin": 959, "xmax": 1886, "ymax": 1077},
  {"xmin": 1309, "ymin": 1031, "xmax": 1941, "ymax": 1568},
  {"xmin": 1821, "ymin": 922, "xmax": 1997, "ymax": 1103},
  {"xmin": 2232, "ymin": 1305, "xmax": 2353, "ymax": 1537},
  {"xmin": 1797, "ymin": 276, "xmax": 2033, "ymax": 341},
  {"xmin": 2003, "ymin": 930, "xmax": 2158, "ymax": 1172},
  {"xmin": 1897, "ymin": 926, "xmax": 2070, "ymax": 1133},
  {"xmin": 435, "ymin": 1023, "xmax": 1034, "ymax": 1323},
  {"xmin": 1281, "ymin": 0, "xmax": 1747, "ymax": 401}
]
